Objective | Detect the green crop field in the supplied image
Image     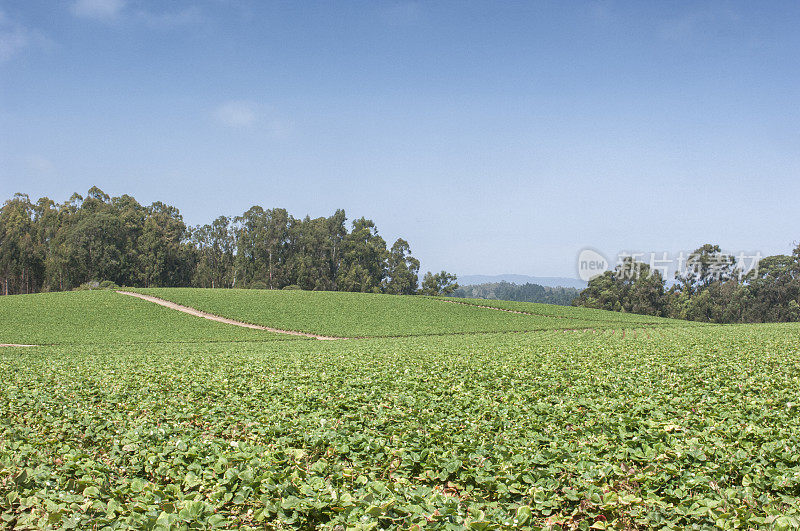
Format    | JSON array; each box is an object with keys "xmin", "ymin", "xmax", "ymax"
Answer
[
  {"xmin": 128, "ymin": 288, "xmax": 689, "ymax": 338},
  {"xmin": 1, "ymin": 289, "xmax": 800, "ymax": 530},
  {"xmin": 437, "ymin": 297, "xmax": 705, "ymax": 326},
  {"xmin": 0, "ymin": 291, "xmax": 296, "ymax": 345}
]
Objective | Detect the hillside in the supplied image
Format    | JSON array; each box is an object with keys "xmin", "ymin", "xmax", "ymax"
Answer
[
  {"xmin": 0, "ymin": 290, "xmax": 294, "ymax": 345},
  {"xmin": 128, "ymin": 288, "xmax": 690, "ymax": 338}
]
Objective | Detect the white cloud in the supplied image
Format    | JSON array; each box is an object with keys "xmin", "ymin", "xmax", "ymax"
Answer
[
  {"xmin": 26, "ymin": 156, "xmax": 55, "ymax": 175},
  {"xmin": 71, "ymin": 0, "xmax": 126, "ymax": 21},
  {"xmin": 0, "ymin": 9, "xmax": 47, "ymax": 63},
  {"xmin": 213, "ymin": 100, "xmax": 258, "ymax": 127},
  {"xmin": 212, "ymin": 100, "xmax": 294, "ymax": 137},
  {"xmin": 587, "ymin": 1, "xmax": 614, "ymax": 27},
  {"xmin": 381, "ymin": 1, "xmax": 422, "ymax": 26},
  {"xmin": 659, "ymin": 8, "xmax": 741, "ymax": 43},
  {"xmin": 71, "ymin": 1, "xmax": 203, "ymax": 30},
  {"xmin": 136, "ymin": 7, "xmax": 202, "ymax": 29},
  {"xmin": 264, "ymin": 118, "xmax": 293, "ymax": 139},
  {"xmin": 0, "ymin": 16, "xmax": 29, "ymax": 62}
]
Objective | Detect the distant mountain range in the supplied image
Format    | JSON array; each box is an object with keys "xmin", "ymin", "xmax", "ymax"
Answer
[{"xmin": 457, "ymin": 274, "xmax": 587, "ymax": 290}]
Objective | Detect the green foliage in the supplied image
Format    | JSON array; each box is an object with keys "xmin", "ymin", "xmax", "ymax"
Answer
[
  {"xmin": 737, "ymin": 254, "xmax": 800, "ymax": 323},
  {"xmin": 131, "ymin": 288, "xmax": 645, "ymax": 337},
  {"xmin": 576, "ymin": 244, "xmax": 800, "ymax": 324},
  {"xmin": 440, "ymin": 296, "xmax": 695, "ymax": 326},
  {"xmin": 336, "ymin": 218, "xmax": 388, "ymax": 293},
  {"xmin": 575, "ymin": 257, "xmax": 668, "ymax": 317},
  {"xmin": 453, "ymin": 281, "xmax": 581, "ymax": 306},
  {"xmin": 383, "ymin": 239, "xmax": 420, "ymax": 295},
  {"xmin": 0, "ymin": 190, "xmax": 419, "ymax": 296},
  {"xmin": 191, "ymin": 216, "xmax": 237, "ymax": 289},
  {"xmin": 2, "ymin": 324, "xmax": 800, "ymax": 528},
  {"xmin": 420, "ymin": 271, "xmax": 459, "ymax": 296},
  {"xmin": 74, "ymin": 280, "xmax": 120, "ymax": 291},
  {"xmin": 675, "ymin": 244, "xmax": 737, "ymax": 294},
  {"xmin": 0, "ymin": 291, "xmax": 294, "ymax": 345}
]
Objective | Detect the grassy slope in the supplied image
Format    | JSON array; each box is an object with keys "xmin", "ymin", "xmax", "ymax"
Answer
[
  {"xmin": 440, "ymin": 296, "xmax": 699, "ymax": 325},
  {"xmin": 2, "ymin": 323, "xmax": 800, "ymax": 528},
  {"xmin": 0, "ymin": 290, "xmax": 299, "ymax": 345},
  {"xmin": 131, "ymin": 288, "xmax": 677, "ymax": 337}
]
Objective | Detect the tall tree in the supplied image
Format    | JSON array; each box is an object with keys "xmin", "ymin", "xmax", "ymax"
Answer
[
  {"xmin": 383, "ymin": 238, "xmax": 420, "ymax": 295},
  {"xmin": 420, "ymin": 271, "xmax": 459, "ymax": 296},
  {"xmin": 675, "ymin": 244, "xmax": 737, "ymax": 294},
  {"xmin": 112, "ymin": 195, "xmax": 146, "ymax": 285},
  {"xmin": 0, "ymin": 189, "xmax": 426, "ymax": 298},
  {"xmin": 575, "ymin": 257, "xmax": 666, "ymax": 316},
  {"xmin": 192, "ymin": 216, "xmax": 236, "ymax": 288},
  {"xmin": 0, "ymin": 194, "xmax": 38, "ymax": 294},
  {"xmin": 234, "ymin": 206, "xmax": 270, "ymax": 288},
  {"xmin": 138, "ymin": 202, "xmax": 190, "ymax": 287},
  {"xmin": 738, "ymin": 254, "xmax": 800, "ymax": 322},
  {"xmin": 336, "ymin": 218, "xmax": 387, "ymax": 293}
]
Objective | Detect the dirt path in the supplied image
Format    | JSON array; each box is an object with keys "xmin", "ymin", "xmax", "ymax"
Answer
[
  {"xmin": 434, "ymin": 298, "xmax": 667, "ymax": 328},
  {"xmin": 436, "ymin": 298, "xmax": 598, "ymax": 321},
  {"xmin": 436, "ymin": 298, "xmax": 540, "ymax": 316},
  {"xmin": 0, "ymin": 344, "xmax": 37, "ymax": 347},
  {"xmin": 116, "ymin": 291, "xmax": 346, "ymax": 340},
  {"xmin": 435, "ymin": 298, "xmax": 602, "ymax": 321}
]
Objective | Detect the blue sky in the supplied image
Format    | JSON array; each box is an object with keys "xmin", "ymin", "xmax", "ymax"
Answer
[{"xmin": 1, "ymin": 1, "xmax": 799, "ymax": 278}]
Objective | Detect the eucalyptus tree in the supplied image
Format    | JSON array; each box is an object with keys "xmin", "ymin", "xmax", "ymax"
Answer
[{"xmin": 383, "ymin": 238, "xmax": 420, "ymax": 295}]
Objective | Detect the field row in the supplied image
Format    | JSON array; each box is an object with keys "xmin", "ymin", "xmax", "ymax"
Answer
[
  {"xmin": 0, "ymin": 291, "xmax": 297, "ymax": 345},
  {"xmin": 0, "ymin": 289, "xmax": 696, "ymax": 345},
  {"xmin": 437, "ymin": 296, "xmax": 704, "ymax": 326},
  {"xmin": 2, "ymin": 325, "xmax": 800, "ymax": 528},
  {"xmin": 130, "ymin": 288, "xmax": 692, "ymax": 339}
]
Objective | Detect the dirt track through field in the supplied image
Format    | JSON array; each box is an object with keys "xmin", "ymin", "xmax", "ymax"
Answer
[
  {"xmin": 433, "ymin": 298, "xmax": 667, "ymax": 327},
  {"xmin": 0, "ymin": 344, "xmax": 37, "ymax": 347},
  {"xmin": 116, "ymin": 291, "xmax": 346, "ymax": 340},
  {"xmin": 436, "ymin": 298, "xmax": 542, "ymax": 316}
]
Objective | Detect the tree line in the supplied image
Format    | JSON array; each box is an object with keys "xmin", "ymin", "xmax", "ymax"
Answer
[
  {"xmin": 575, "ymin": 243, "xmax": 800, "ymax": 323},
  {"xmin": 0, "ymin": 188, "xmax": 457, "ymax": 296},
  {"xmin": 452, "ymin": 281, "xmax": 580, "ymax": 306}
]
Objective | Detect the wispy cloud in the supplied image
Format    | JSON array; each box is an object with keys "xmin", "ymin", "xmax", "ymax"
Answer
[
  {"xmin": 211, "ymin": 100, "xmax": 294, "ymax": 137},
  {"xmin": 0, "ymin": 9, "xmax": 48, "ymax": 63},
  {"xmin": 71, "ymin": 1, "xmax": 202, "ymax": 29},
  {"xmin": 136, "ymin": 7, "xmax": 203, "ymax": 29},
  {"xmin": 380, "ymin": 1, "xmax": 422, "ymax": 26},
  {"xmin": 213, "ymin": 100, "xmax": 259, "ymax": 127},
  {"xmin": 659, "ymin": 8, "xmax": 742, "ymax": 44},
  {"xmin": 587, "ymin": 1, "xmax": 614, "ymax": 27},
  {"xmin": 71, "ymin": 0, "xmax": 126, "ymax": 21},
  {"xmin": 264, "ymin": 117, "xmax": 294, "ymax": 139},
  {"xmin": 26, "ymin": 156, "xmax": 55, "ymax": 175}
]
